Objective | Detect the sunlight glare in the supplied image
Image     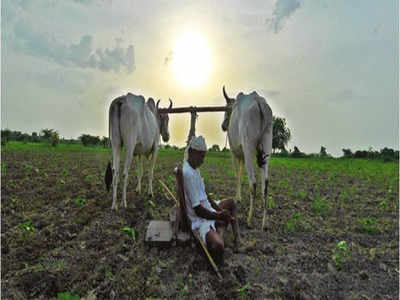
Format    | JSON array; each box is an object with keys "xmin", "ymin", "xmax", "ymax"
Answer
[{"xmin": 171, "ymin": 30, "xmax": 212, "ymax": 88}]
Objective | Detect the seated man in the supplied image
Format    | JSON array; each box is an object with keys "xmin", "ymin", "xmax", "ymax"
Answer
[{"xmin": 182, "ymin": 135, "xmax": 241, "ymax": 264}]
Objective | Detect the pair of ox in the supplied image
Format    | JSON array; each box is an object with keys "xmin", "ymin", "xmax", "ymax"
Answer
[{"xmin": 105, "ymin": 88, "xmax": 273, "ymax": 229}]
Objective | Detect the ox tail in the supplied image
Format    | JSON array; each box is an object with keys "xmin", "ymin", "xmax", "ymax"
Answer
[
  {"xmin": 256, "ymin": 100, "xmax": 273, "ymax": 168},
  {"xmin": 105, "ymin": 96, "xmax": 124, "ymax": 191},
  {"xmin": 105, "ymin": 161, "xmax": 112, "ymax": 192}
]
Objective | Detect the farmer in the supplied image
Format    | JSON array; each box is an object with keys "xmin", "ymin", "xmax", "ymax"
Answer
[{"xmin": 182, "ymin": 135, "xmax": 241, "ymax": 264}]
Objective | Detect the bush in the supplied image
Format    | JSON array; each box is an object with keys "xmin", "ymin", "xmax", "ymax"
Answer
[
  {"xmin": 1, "ymin": 129, "xmax": 12, "ymax": 145},
  {"xmin": 342, "ymin": 148, "xmax": 353, "ymax": 158},
  {"xmin": 291, "ymin": 146, "xmax": 305, "ymax": 158},
  {"xmin": 40, "ymin": 129, "xmax": 59, "ymax": 147},
  {"xmin": 79, "ymin": 134, "xmax": 101, "ymax": 146},
  {"xmin": 209, "ymin": 144, "xmax": 220, "ymax": 152},
  {"xmin": 320, "ymin": 146, "xmax": 328, "ymax": 157}
]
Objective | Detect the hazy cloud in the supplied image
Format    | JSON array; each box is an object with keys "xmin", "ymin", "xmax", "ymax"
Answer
[
  {"xmin": 260, "ymin": 89, "xmax": 281, "ymax": 98},
  {"xmin": 266, "ymin": 0, "xmax": 302, "ymax": 33},
  {"xmin": 11, "ymin": 21, "xmax": 135, "ymax": 73}
]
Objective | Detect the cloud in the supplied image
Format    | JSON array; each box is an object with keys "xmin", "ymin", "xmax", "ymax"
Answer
[
  {"xmin": 266, "ymin": 0, "xmax": 302, "ymax": 33},
  {"xmin": 260, "ymin": 89, "xmax": 281, "ymax": 98},
  {"xmin": 10, "ymin": 20, "xmax": 135, "ymax": 73}
]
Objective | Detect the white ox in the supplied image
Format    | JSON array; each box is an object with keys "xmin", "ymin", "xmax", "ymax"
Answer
[
  {"xmin": 105, "ymin": 92, "xmax": 172, "ymax": 210},
  {"xmin": 221, "ymin": 86, "xmax": 273, "ymax": 229}
]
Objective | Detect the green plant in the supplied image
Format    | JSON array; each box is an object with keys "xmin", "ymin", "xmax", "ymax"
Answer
[
  {"xmin": 237, "ymin": 283, "xmax": 250, "ymax": 300},
  {"xmin": 18, "ymin": 220, "xmax": 35, "ymax": 232},
  {"xmin": 1, "ymin": 161, "xmax": 6, "ymax": 175},
  {"xmin": 57, "ymin": 291, "xmax": 80, "ymax": 300},
  {"xmin": 312, "ymin": 194, "xmax": 328, "ymax": 215},
  {"xmin": 285, "ymin": 212, "xmax": 301, "ymax": 232},
  {"xmin": 298, "ymin": 190, "xmax": 307, "ymax": 200},
  {"xmin": 104, "ymin": 266, "xmax": 112, "ymax": 279},
  {"xmin": 357, "ymin": 217, "xmax": 379, "ymax": 235},
  {"xmin": 75, "ymin": 196, "xmax": 86, "ymax": 206},
  {"xmin": 62, "ymin": 168, "xmax": 68, "ymax": 176},
  {"xmin": 122, "ymin": 226, "xmax": 137, "ymax": 241},
  {"xmin": 332, "ymin": 240, "xmax": 350, "ymax": 270},
  {"xmin": 378, "ymin": 198, "xmax": 388, "ymax": 211},
  {"xmin": 267, "ymin": 195, "xmax": 275, "ymax": 209},
  {"xmin": 10, "ymin": 196, "xmax": 18, "ymax": 206}
]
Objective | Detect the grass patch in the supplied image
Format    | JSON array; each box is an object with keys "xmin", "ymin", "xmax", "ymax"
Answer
[
  {"xmin": 312, "ymin": 194, "xmax": 328, "ymax": 215},
  {"xmin": 57, "ymin": 291, "xmax": 80, "ymax": 300},
  {"xmin": 357, "ymin": 217, "xmax": 379, "ymax": 235},
  {"xmin": 285, "ymin": 212, "xmax": 302, "ymax": 232}
]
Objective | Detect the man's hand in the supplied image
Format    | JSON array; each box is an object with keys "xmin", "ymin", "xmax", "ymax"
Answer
[{"xmin": 217, "ymin": 209, "xmax": 233, "ymax": 222}]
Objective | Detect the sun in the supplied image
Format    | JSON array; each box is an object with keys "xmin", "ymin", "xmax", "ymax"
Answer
[{"xmin": 171, "ymin": 30, "xmax": 212, "ymax": 88}]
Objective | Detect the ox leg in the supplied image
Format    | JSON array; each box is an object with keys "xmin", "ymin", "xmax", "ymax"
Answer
[
  {"xmin": 244, "ymin": 149, "xmax": 257, "ymax": 228},
  {"xmin": 135, "ymin": 155, "xmax": 143, "ymax": 194},
  {"xmin": 122, "ymin": 147, "xmax": 135, "ymax": 208},
  {"xmin": 260, "ymin": 131, "xmax": 272, "ymax": 230},
  {"xmin": 148, "ymin": 150, "xmax": 158, "ymax": 197},
  {"xmin": 232, "ymin": 155, "xmax": 243, "ymax": 202},
  {"xmin": 111, "ymin": 145, "xmax": 121, "ymax": 210},
  {"xmin": 261, "ymin": 156, "xmax": 270, "ymax": 230}
]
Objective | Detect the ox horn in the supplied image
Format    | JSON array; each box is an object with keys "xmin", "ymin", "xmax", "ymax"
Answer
[
  {"xmin": 168, "ymin": 98, "xmax": 173, "ymax": 109},
  {"xmin": 223, "ymin": 86, "xmax": 234, "ymax": 104},
  {"xmin": 156, "ymin": 99, "xmax": 161, "ymax": 110}
]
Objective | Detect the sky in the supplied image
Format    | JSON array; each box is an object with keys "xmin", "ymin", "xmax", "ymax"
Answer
[{"xmin": 1, "ymin": 0, "xmax": 398, "ymax": 157}]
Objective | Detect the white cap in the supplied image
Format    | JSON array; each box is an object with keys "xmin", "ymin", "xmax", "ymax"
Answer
[
  {"xmin": 188, "ymin": 135, "xmax": 207, "ymax": 151},
  {"xmin": 184, "ymin": 135, "xmax": 207, "ymax": 162}
]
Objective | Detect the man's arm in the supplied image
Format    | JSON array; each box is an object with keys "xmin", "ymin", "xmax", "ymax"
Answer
[
  {"xmin": 194, "ymin": 204, "xmax": 231, "ymax": 222},
  {"xmin": 194, "ymin": 204, "xmax": 218, "ymax": 220},
  {"xmin": 207, "ymin": 193, "xmax": 221, "ymax": 212}
]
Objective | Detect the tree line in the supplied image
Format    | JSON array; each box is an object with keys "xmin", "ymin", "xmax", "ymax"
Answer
[
  {"xmin": 1, "ymin": 129, "xmax": 109, "ymax": 148},
  {"xmin": 1, "ymin": 115, "xmax": 398, "ymax": 161}
]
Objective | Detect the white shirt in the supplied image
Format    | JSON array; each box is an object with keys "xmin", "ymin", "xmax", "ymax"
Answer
[{"xmin": 182, "ymin": 160, "xmax": 216, "ymax": 230}]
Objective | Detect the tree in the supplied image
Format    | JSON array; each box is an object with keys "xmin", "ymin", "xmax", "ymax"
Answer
[
  {"xmin": 380, "ymin": 147, "xmax": 397, "ymax": 162},
  {"xmin": 40, "ymin": 128, "xmax": 59, "ymax": 147},
  {"xmin": 101, "ymin": 136, "xmax": 110, "ymax": 148},
  {"xmin": 354, "ymin": 150, "xmax": 368, "ymax": 158},
  {"xmin": 21, "ymin": 133, "xmax": 31, "ymax": 143},
  {"xmin": 273, "ymin": 116, "xmax": 291, "ymax": 153},
  {"xmin": 291, "ymin": 146, "xmax": 305, "ymax": 158},
  {"xmin": 209, "ymin": 144, "xmax": 220, "ymax": 152},
  {"xmin": 342, "ymin": 148, "xmax": 353, "ymax": 158},
  {"xmin": 320, "ymin": 146, "xmax": 328, "ymax": 157},
  {"xmin": 1, "ymin": 129, "xmax": 12, "ymax": 145},
  {"xmin": 79, "ymin": 134, "xmax": 100, "ymax": 146},
  {"xmin": 31, "ymin": 132, "xmax": 40, "ymax": 143}
]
